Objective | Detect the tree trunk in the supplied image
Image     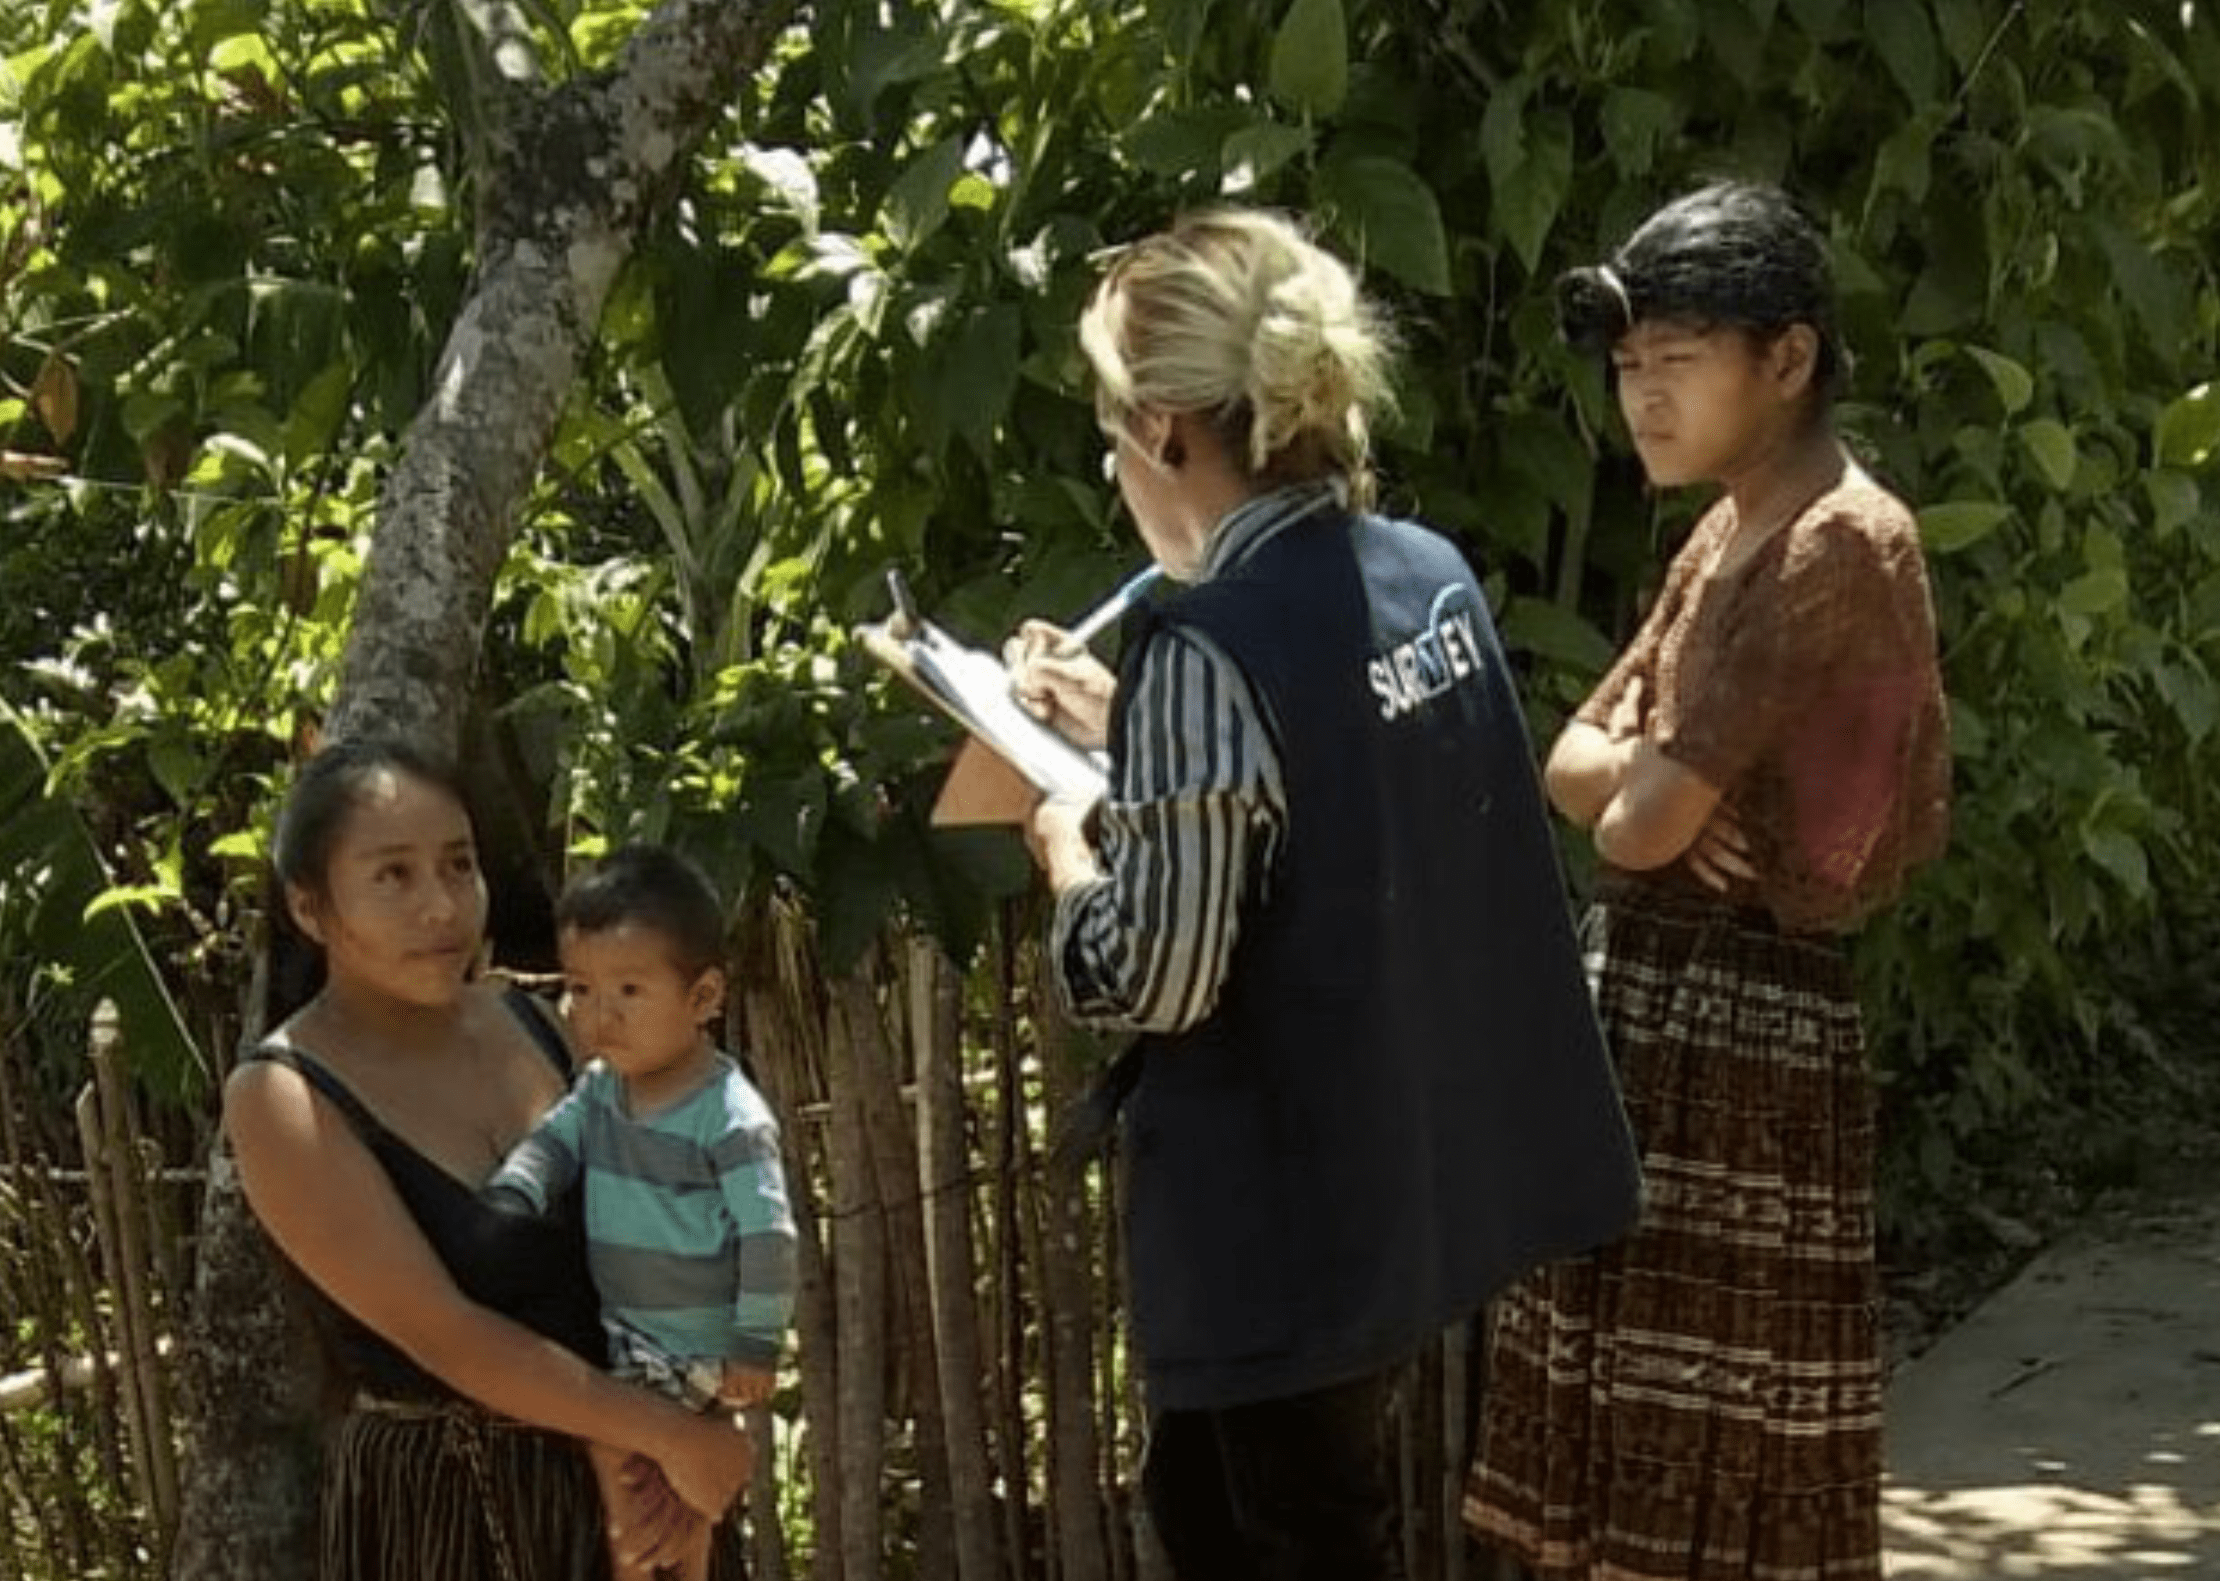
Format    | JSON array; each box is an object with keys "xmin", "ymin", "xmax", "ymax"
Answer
[
  {"xmin": 167, "ymin": 5, "xmax": 797, "ymax": 1577},
  {"xmin": 164, "ymin": 1150, "xmax": 326, "ymax": 1581},
  {"xmin": 911, "ymin": 936, "xmax": 1003, "ymax": 1581}
]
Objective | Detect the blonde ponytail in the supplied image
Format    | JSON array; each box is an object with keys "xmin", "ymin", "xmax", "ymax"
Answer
[{"xmin": 1080, "ymin": 209, "xmax": 1396, "ymax": 507}]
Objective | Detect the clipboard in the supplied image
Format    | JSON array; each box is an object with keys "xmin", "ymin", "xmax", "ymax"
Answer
[{"xmin": 858, "ymin": 573, "xmax": 1109, "ymax": 827}]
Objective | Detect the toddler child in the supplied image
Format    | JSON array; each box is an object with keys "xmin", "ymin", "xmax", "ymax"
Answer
[{"xmin": 488, "ymin": 843, "xmax": 797, "ymax": 1580}]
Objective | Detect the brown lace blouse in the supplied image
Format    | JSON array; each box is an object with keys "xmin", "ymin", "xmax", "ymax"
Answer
[{"xmin": 1576, "ymin": 475, "xmax": 1950, "ymax": 932}]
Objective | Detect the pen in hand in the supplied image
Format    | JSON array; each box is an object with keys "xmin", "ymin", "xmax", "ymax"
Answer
[
  {"xmin": 1062, "ymin": 563, "xmax": 1165, "ymax": 651},
  {"xmin": 1004, "ymin": 564, "xmax": 1160, "ymax": 749}
]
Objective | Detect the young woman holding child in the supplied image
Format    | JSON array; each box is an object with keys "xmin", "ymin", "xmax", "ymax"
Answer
[
  {"xmin": 223, "ymin": 740, "xmax": 755, "ymax": 1580},
  {"xmin": 1463, "ymin": 182, "xmax": 1951, "ymax": 1581}
]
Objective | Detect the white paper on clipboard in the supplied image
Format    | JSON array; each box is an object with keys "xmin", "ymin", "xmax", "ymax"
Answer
[{"xmin": 859, "ymin": 618, "xmax": 1109, "ymax": 805}]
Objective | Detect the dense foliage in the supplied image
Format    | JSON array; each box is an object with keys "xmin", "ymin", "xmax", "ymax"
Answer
[{"xmin": 2, "ymin": 0, "xmax": 2217, "ymax": 1242}]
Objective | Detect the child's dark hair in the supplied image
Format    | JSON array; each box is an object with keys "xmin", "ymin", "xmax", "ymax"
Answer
[
  {"xmin": 267, "ymin": 737, "xmax": 474, "ymax": 1020},
  {"xmin": 1556, "ymin": 181, "xmax": 1847, "ymax": 396},
  {"xmin": 556, "ymin": 844, "xmax": 727, "ymax": 978}
]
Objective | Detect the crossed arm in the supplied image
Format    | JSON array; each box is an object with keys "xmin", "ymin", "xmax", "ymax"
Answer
[{"xmin": 1545, "ymin": 677, "xmax": 1750, "ymax": 886}]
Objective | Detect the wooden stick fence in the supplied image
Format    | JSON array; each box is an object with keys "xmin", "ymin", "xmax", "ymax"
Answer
[
  {"xmin": 729, "ymin": 901, "xmax": 1488, "ymax": 1581},
  {"xmin": 1, "ymin": 996, "xmax": 190, "ymax": 1581},
  {"xmin": 0, "ymin": 913, "xmax": 1488, "ymax": 1580}
]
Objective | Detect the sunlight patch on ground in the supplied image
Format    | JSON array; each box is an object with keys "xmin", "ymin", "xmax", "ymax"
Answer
[{"xmin": 1883, "ymin": 1478, "xmax": 2218, "ymax": 1578}]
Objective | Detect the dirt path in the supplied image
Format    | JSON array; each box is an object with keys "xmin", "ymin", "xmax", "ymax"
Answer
[{"xmin": 1883, "ymin": 1195, "xmax": 2220, "ymax": 1577}]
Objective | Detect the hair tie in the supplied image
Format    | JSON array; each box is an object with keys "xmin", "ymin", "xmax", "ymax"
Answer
[{"xmin": 1595, "ymin": 264, "xmax": 1634, "ymax": 326}]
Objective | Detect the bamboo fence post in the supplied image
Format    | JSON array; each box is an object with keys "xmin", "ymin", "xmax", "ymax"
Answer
[
  {"xmin": 825, "ymin": 970, "xmax": 889, "ymax": 1579},
  {"xmin": 1109, "ymin": 1144, "xmax": 1172, "ymax": 1581},
  {"xmin": 76, "ymin": 1082, "xmax": 158, "ymax": 1533},
  {"xmin": 741, "ymin": 910, "xmax": 841, "ymax": 1581},
  {"xmin": 840, "ymin": 963, "xmax": 957, "ymax": 1579},
  {"xmin": 987, "ymin": 920, "xmax": 1034, "ymax": 1581},
  {"xmin": 90, "ymin": 1001, "xmax": 181, "ymax": 1540},
  {"xmin": 910, "ymin": 935, "xmax": 1003, "ymax": 1581},
  {"xmin": 1098, "ymin": 1158, "xmax": 1132, "ymax": 1581},
  {"xmin": 1398, "ymin": 1367, "xmax": 1421, "ymax": 1581},
  {"xmin": 743, "ymin": 1396, "xmax": 788, "ymax": 1581},
  {"xmin": 0, "ymin": 1014, "xmax": 108, "ymax": 1574},
  {"xmin": 1029, "ymin": 958, "xmax": 1108, "ymax": 1581}
]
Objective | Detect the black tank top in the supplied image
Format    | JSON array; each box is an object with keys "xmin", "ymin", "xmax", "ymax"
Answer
[{"xmin": 251, "ymin": 986, "xmax": 607, "ymax": 1401}]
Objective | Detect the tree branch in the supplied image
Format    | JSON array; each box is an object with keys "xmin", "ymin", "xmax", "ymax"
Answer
[{"xmin": 328, "ymin": 0, "xmax": 798, "ymax": 751}]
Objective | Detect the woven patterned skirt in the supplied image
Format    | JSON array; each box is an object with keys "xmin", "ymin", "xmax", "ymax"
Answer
[
  {"xmin": 1464, "ymin": 884, "xmax": 1880, "ymax": 1581},
  {"xmin": 324, "ymin": 1398, "xmax": 750, "ymax": 1580}
]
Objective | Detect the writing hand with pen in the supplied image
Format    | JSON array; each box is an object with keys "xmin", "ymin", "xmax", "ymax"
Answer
[
  {"xmin": 1000, "ymin": 563, "xmax": 1160, "ymax": 751},
  {"xmin": 1003, "ymin": 621, "xmax": 1117, "ymax": 750},
  {"xmin": 1003, "ymin": 563, "xmax": 1161, "ymax": 889}
]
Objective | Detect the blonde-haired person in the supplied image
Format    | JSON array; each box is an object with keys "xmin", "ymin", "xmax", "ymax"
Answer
[{"xmin": 1009, "ymin": 207, "xmax": 1640, "ymax": 1581}]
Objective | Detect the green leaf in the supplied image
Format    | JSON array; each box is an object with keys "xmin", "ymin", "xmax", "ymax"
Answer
[
  {"xmin": 1865, "ymin": 0, "xmax": 1940, "ymax": 105},
  {"xmin": 2155, "ymin": 382, "xmax": 2220, "ymax": 469},
  {"xmin": 1478, "ymin": 75, "xmax": 1531, "ymax": 191},
  {"xmin": 1268, "ymin": 0, "xmax": 1348, "ymax": 116},
  {"xmin": 285, "ymin": 361, "xmax": 354, "ymax": 463},
  {"xmin": 1490, "ymin": 110, "xmax": 1574, "ymax": 275},
  {"xmin": 0, "ymin": 703, "xmax": 206, "ymax": 1101},
  {"xmin": 1599, "ymin": 87, "xmax": 1675, "ymax": 178},
  {"xmin": 941, "ymin": 304, "xmax": 1023, "ymax": 462},
  {"xmin": 2093, "ymin": 217, "xmax": 2189, "ymax": 351},
  {"xmin": 1918, "ymin": 499, "xmax": 2011, "ymax": 553},
  {"xmin": 1124, "ymin": 105, "xmax": 1247, "ymax": 178},
  {"xmin": 1501, "ymin": 413, "xmax": 1591, "ymax": 515},
  {"xmin": 1222, "ymin": 120, "xmax": 1313, "ymax": 186},
  {"xmin": 2145, "ymin": 470, "xmax": 2200, "ymax": 536},
  {"xmin": 885, "ymin": 136, "xmax": 966, "ymax": 252},
  {"xmin": 2019, "ymin": 419, "xmax": 2077, "ymax": 491},
  {"xmin": 1498, "ymin": 597, "xmax": 1614, "ymax": 672},
  {"xmin": 121, "ymin": 389, "xmax": 186, "ymax": 442},
  {"xmin": 2156, "ymin": 661, "xmax": 2219, "ymax": 745},
  {"xmin": 1314, "ymin": 155, "xmax": 1452, "ymax": 296},
  {"xmin": 1783, "ymin": 0, "xmax": 1850, "ymax": 37},
  {"xmin": 1933, "ymin": 0, "xmax": 1990, "ymax": 69},
  {"xmin": 2081, "ymin": 826, "xmax": 2149, "ymax": 901},
  {"xmin": 2024, "ymin": 417, "xmax": 2086, "ymax": 490},
  {"xmin": 2057, "ymin": 567, "xmax": 2127, "ymax": 617},
  {"xmin": 1965, "ymin": 347, "xmax": 2034, "ymax": 415},
  {"xmin": 1872, "ymin": 116, "xmax": 1935, "ymax": 203}
]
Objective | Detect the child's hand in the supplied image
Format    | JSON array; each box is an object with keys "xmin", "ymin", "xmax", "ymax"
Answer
[
  {"xmin": 589, "ymin": 1444, "xmax": 702, "ymax": 1578},
  {"xmin": 718, "ymin": 1362, "xmax": 776, "ymax": 1409}
]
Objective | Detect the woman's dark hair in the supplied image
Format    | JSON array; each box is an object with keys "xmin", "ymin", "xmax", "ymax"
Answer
[
  {"xmin": 555, "ymin": 844, "xmax": 727, "ymax": 979},
  {"xmin": 272, "ymin": 737, "xmax": 469, "ymax": 892},
  {"xmin": 265, "ymin": 737, "xmax": 473, "ymax": 1022},
  {"xmin": 1556, "ymin": 181, "xmax": 1847, "ymax": 395}
]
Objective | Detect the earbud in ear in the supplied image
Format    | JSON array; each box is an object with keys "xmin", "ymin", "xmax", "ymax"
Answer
[{"xmin": 1160, "ymin": 436, "xmax": 1186, "ymax": 470}]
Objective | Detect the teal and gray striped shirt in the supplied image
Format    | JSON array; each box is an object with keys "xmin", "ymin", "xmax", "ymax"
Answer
[{"xmin": 487, "ymin": 1053, "xmax": 797, "ymax": 1371}]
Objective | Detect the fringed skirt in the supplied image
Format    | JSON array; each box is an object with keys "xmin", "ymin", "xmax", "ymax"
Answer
[
  {"xmin": 1464, "ymin": 884, "xmax": 1881, "ymax": 1581},
  {"xmin": 325, "ymin": 1397, "xmax": 750, "ymax": 1580}
]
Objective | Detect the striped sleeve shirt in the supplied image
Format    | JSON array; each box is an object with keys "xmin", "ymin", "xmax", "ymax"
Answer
[
  {"xmin": 486, "ymin": 1054, "xmax": 799, "ymax": 1371},
  {"xmin": 1048, "ymin": 483, "xmax": 1341, "ymax": 1033}
]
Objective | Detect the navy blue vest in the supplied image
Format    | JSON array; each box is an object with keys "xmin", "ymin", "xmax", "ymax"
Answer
[{"xmin": 1111, "ymin": 509, "xmax": 1640, "ymax": 1410}]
